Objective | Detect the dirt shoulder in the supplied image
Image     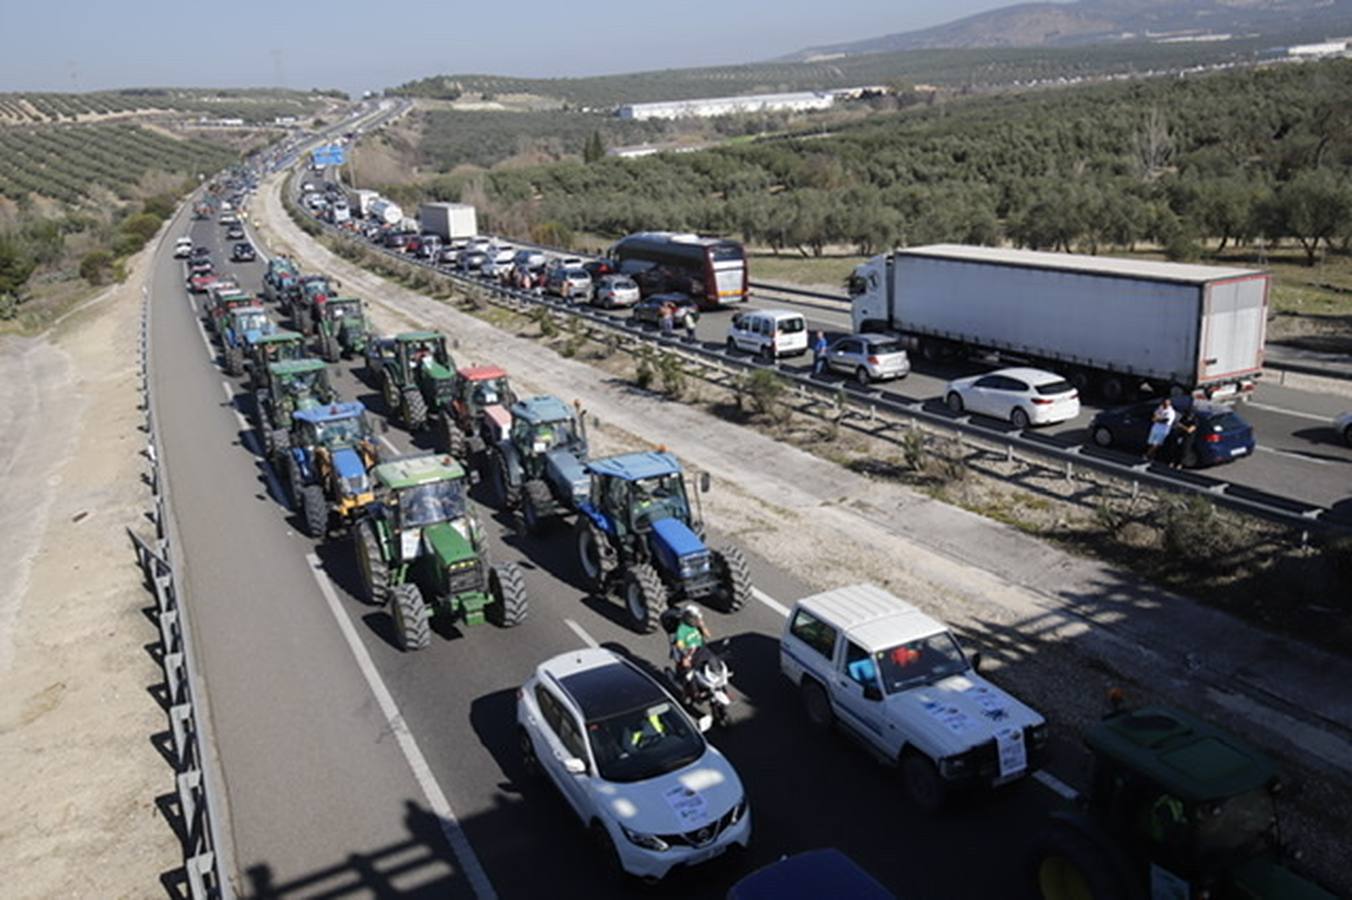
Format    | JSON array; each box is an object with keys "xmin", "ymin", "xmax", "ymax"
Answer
[{"xmin": 0, "ymin": 237, "xmax": 180, "ymax": 896}]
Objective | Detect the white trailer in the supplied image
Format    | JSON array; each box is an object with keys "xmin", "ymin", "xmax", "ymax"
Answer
[
  {"xmin": 368, "ymin": 198, "xmax": 403, "ymax": 226},
  {"xmin": 850, "ymin": 244, "xmax": 1268, "ymax": 401},
  {"xmin": 419, "ymin": 202, "xmax": 478, "ymax": 241},
  {"xmin": 346, "ymin": 189, "xmax": 380, "ymax": 218}
]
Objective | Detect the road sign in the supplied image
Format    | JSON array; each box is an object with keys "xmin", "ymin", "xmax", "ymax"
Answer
[{"xmin": 311, "ymin": 144, "xmax": 346, "ymax": 167}]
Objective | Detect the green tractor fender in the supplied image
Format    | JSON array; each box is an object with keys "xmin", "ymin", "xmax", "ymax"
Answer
[{"xmin": 1026, "ymin": 810, "xmax": 1143, "ymax": 900}]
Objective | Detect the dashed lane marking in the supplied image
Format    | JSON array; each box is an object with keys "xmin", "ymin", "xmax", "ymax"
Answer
[
  {"xmin": 751, "ymin": 587, "xmax": 791, "ymax": 618},
  {"xmin": 1245, "ymin": 401, "xmax": 1337, "ymax": 424},
  {"xmin": 564, "ymin": 619, "xmax": 599, "ymax": 649},
  {"xmin": 1033, "ymin": 770, "xmax": 1080, "ymax": 801},
  {"xmin": 305, "ymin": 554, "xmax": 499, "ymax": 900}
]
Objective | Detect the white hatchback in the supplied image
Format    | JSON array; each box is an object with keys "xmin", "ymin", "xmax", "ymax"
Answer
[
  {"xmin": 944, "ymin": 366, "xmax": 1079, "ymax": 428},
  {"xmin": 174, "ymin": 237, "xmax": 194, "ymax": 259},
  {"xmin": 518, "ymin": 648, "xmax": 751, "ymax": 880}
]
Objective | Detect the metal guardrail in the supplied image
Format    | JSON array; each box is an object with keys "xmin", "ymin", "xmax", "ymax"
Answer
[
  {"xmin": 285, "ymin": 180, "xmax": 1349, "ymax": 535},
  {"xmin": 130, "ymin": 287, "xmax": 235, "ymax": 900}
]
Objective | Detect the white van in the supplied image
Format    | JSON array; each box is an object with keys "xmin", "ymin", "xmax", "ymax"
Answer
[
  {"xmin": 725, "ymin": 309, "xmax": 808, "ymax": 360},
  {"xmin": 780, "ymin": 584, "xmax": 1047, "ymax": 811}
]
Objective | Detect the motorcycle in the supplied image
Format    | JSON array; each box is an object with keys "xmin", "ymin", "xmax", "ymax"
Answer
[{"xmin": 660, "ymin": 607, "xmax": 735, "ymax": 728}]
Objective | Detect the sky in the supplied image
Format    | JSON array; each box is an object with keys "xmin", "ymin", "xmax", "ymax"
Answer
[{"xmin": 0, "ymin": 0, "xmax": 1023, "ymax": 96}]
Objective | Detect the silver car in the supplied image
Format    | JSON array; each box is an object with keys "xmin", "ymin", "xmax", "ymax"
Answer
[
  {"xmin": 825, "ymin": 334, "xmax": 910, "ymax": 384},
  {"xmin": 548, "ymin": 267, "xmax": 592, "ymax": 300},
  {"xmin": 592, "ymin": 274, "xmax": 640, "ymax": 308}
]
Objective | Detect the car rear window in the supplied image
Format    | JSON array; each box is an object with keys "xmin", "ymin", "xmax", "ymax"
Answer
[
  {"xmin": 566, "ymin": 269, "xmax": 589, "ymax": 279},
  {"xmin": 1035, "ymin": 380, "xmax": 1074, "ymax": 396},
  {"xmin": 871, "ymin": 341, "xmax": 903, "ymax": 355},
  {"xmin": 778, "ymin": 317, "xmax": 805, "ymax": 334},
  {"xmin": 1208, "ymin": 412, "xmax": 1247, "ymax": 431}
]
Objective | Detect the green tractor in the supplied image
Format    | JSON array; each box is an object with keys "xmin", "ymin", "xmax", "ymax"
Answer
[
  {"xmin": 351, "ymin": 453, "xmax": 529, "ymax": 651},
  {"xmin": 377, "ymin": 331, "xmax": 456, "ymax": 431},
  {"xmin": 575, "ymin": 451, "xmax": 751, "ymax": 633},
  {"xmin": 246, "ymin": 331, "xmax": 308, "ymax": 392},
  {"xmin": 315, "ymin": 296, "xmax": 369, "ymax": 362},
  {"xmin": 1028, "ymin": 702, "xmax": 1335, "ymax": 900},
  {"xmin": 251, "ymin": 358, "xmax": 336, "ymax": 463}
]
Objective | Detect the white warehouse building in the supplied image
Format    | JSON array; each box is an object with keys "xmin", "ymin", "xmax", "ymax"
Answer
[{"xmin": 618, "ymin": 91, "xmax": 834, "ymax": 121}]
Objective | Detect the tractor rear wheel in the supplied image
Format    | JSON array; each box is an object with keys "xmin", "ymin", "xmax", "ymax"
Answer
[
  {"xmin": 713, "ymin": 545, "xmax": 751, "ymax": 613},
  {"xmin": 381, "ymin": 370, "xmax": 399, "ymax": 414},
  {"xmin": 491, "ymin": 453, "xmax": 519, "ymax": 509},
  {"xmin": 354, "ymin": 520, "xmax": 389, "ymax": 605},
  {"xmin": 1027, "ymin": 822, "xmax": 1127, "ymax": 900},
  {"xmin": 390, "ymin": 582, "xmax": 431, "ymax": 651},
  {"xmin": 286, "ymin": 455, "xmax": 305, "ymax": 509},
  {"xmin": 575, "ymin": 519, "xmax": 614, "ymax": 590},
  {"xmin": 269, "ymin": 428, "xmax": 290, "ymax": 469},
  {"xmin": 403, "ymin": 388, "xmax": 427, "ymax": 430},
  {"xmin": 321, "ymin": 333, "xmax": 339, "ymax": 363},
  {"xmin": 520, "ymin": 480, "xmax": 552, "ymax": 536},
  {"xmin": 301, "ymin": 484, "xmax": 327, "ymax": 538},
  {"xmin": 224, "ymin": 345, "xmax": 244, "ymax": 376},
  {"xmin": 488, "ymin": 562, "xmax": 529, "ymax": 627},
  {"xmin": 433, "ymin": 413, "xmax": 456, "ymax": 456},
  {"xmin": 623, "ymin": 564, "xmax": 666, "ymax": 634}
]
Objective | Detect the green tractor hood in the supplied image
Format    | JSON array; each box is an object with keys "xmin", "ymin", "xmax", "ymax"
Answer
[{"xmin": 421, "ymin": 520, "xmax": 476, "ymax": 567}]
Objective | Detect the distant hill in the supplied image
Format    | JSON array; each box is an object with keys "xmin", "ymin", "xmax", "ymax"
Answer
[
  {"xmin": 0, "ymin": 88, "xmax": 344, "ymax": 126},
  {"xmin": 786, "ymin": 0, "xmax": 1352, "ymax": 59}
]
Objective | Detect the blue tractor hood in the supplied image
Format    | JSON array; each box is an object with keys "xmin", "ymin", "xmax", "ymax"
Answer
[
  {"xmin": 331, "ymin": 446, "xmax": 367, "ymax": 481},
  {"xmin": 651, "ymin": 516, "xmax": 705, "ymax": 558},
  {"xmin": 546, "ymin": 447, "xmax": 590, "ymax": 504}
]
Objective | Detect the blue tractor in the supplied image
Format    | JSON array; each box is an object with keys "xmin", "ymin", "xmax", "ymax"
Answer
[
  {"xmin": 221, "ymin": 305, "xmax": 275, "ymax": 377},
  {"xmin": 488, "ymin": 395, "xmax": 591, "ymax": 535},
  {"xmin": 283, "ymin": 401, "xmax": 381, "ymax": 537},
  {"xmin": 574, "ymin": 451, "xmax": 751, "ymax": 632}
]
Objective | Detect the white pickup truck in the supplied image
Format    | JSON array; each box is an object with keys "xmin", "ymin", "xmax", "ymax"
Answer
[{"xmin": 780, "ymin": 583, "xmax": 1047, "ymax": 811}]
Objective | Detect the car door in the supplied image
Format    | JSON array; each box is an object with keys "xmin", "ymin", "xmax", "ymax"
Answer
[
  {"xmin": 995, "ymin": 376, "xmax": 1028, "ymax": 420},
  {"xmin": 1120, "ymin": 401, "xmax": 1153, "ymax": 448},
  {"xmin": 967, "ymin": 375, "xmax": 1003, "ymax": 417},
  {"xmin": 531, "ymin": 686, "xmax": 592, "ymax": 821},
  {"xmin": 828, "ymin": 340, "xmax": 856, "ymax": 374},
  {"xmin": 832, "ymin": 641, "xmax": 891, "ymax": 756}
]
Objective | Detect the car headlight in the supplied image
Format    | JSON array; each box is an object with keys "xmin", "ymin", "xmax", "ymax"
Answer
[
  {"xmin": 619, "ymin": 825, "xmax": 669, "ymax": 852},
  {"xmin": 728, "ymin": 795, "xmax": 749, "ymax": 825}
]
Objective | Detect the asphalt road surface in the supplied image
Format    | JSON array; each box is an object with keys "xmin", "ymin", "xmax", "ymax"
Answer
[{"xmin": 153, "ymin": 206, "xmax": 1089, "ymax": 898}]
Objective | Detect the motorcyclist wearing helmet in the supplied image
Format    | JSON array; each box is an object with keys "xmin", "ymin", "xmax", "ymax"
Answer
[{"xmin": 672, "ymin": 605, "xmax": 711, "ymax": 678}]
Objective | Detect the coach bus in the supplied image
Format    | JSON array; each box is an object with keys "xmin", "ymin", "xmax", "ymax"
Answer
[{"xmin": 610, "ymin": 232, "xmax": 748, "ymax": 309}]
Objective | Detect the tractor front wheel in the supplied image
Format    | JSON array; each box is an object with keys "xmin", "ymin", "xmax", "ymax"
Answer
[
  {"xmin": 575, "ymin": 519, "xmax": 614, "ymax": 590},
  {"xmin": 381, "ymin": 370, "xmax": 399, "ymax": 413},
  {"xmin": 491, "ymin": 454, "xmax": 519, "ymax": 510},
  {"xmin": 488, "ymin": 562, "xmax": 529, "ymax": 627},
  {"xmin": 623, "ymin": 564, "xmax": 666, "ymax": 634},
  {"xmin": 713, "ymin": 545, "xmax": 751, "ymax": 614},
  {"xmin": 224, "ymin": 345, "xmax": 244, "ymax": 376},
  {"xmin": 1027, "ymin": 822, "xmax": 1127, "ymax": 900},
  {"xmin": 390, "ymin": 582, "xmax": 431, "ymax": 651},
  {"xmin": 402, "ymin": 388, "xmax": 428, "ymax": 430},
  {"xmin": 269, "ymin": 428, "xmax": 290, "ymax": 470},
  {"xmin": 321, "ymin": 333, "xmax": 339, "ymax": 363},
  {"xmin": 301, "ymin": 484, "xmax": 327, "ymax": 538},
  {"xmin": 354, "ymin": 519, "xmax": 390, "ymax": 605}
]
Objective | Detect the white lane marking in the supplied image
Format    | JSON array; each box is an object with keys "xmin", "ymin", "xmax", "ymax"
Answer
[
  {"xmin": 304, "ymin": 554, "xmax": 499, "ymax": 900},
  {"xmin": 1245, "ymin": 401, "xmax": 1334, "ymax": 424},
  {"xmin": 564, "ymin": 618, "xmax": 599, "ymax": 649},
  {"xmin": 220, "ymin": 381, "xmax": 235, "ymax": 404},
  {"xmin": 196, "ymin": 318, "xmax": 213, "ymax": 355},
  {"xmin": 380, "ymin": 435, "xmax": 400, "ymax": 455},
  {"xmin": 1033, "ymin": 770, "xmax": 1079, "ymax": 801},
  {"xmin": 751, "ymin": 587, "xmax": 791, "ymax": 618},
  {"xmin": 1254, "ymin": 446, "xmax": 1333, "ymax": 466}
]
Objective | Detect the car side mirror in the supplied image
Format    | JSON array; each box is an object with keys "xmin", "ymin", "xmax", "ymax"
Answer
[
  {"xmin": 697, "ymin": 714, "xmax": 713, "ymax": 733},
  {"xmin": 863, "ymin": 684, "xmax": 882, "ymax": 702},
  {"xmin": 699, "ymin": 472, "xmax": 711, "ymax": 494},
  {"xmin": 970, "ymin": 652, "xmax": 983, "ymax": 673},
  {"xmin": 563, "ymin": 757, "xmax": 587, "ymax": 776},
  {"xmin": 470, "ymin": 470, "xmax": 481, "ymax": 486}
]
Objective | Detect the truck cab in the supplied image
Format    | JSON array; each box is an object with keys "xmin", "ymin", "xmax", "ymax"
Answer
[{"xmin": 848, "ymin": 257, "xmax": 891, "ymax": 335}]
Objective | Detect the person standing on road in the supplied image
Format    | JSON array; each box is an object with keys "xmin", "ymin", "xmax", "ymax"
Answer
[
  {"xmin": 1170, "ymin": 407, "xmax": 1199, "ymax": 469},
  {"xmin": 1145, "ymin": 398, "xmax": 1176, "ymax": 461},
  {"xmin": 660, "ymin": 303, "xmax": 675, "ymax": 338},
  {"xmin": 682, "ymin": 308, "xmax": 698, "ymax": 342},
  {"xmin": 812, "ymin": 331, "xmax": 828, "ymax": 377}
]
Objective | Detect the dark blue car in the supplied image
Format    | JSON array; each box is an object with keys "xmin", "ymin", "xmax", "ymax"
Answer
[{"xmin": 1088, "ymin": 398, "xmax": 1256, "ymax": 467}]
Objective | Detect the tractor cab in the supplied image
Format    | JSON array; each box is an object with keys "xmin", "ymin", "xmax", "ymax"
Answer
[
  {"xmin": 248, "ymin": 331, "xmax": 307, "ymax": 389},
  {"xmin": 508, "ymin": 396, "xmax": 586, "ymax": 479},
  {"xmin": 316, "ymin": 297, "xmax": 368, "ymax": 361},
  {"xmin": 228, "ymin": 306, "xmax": 271, "ymax": 340},
  {"xmin": 1031, "ymin": 704, "xmax": 1334, "ymax": 900},
  {"xmin": 457, "ymin": 366, "xmax": 514, "ymax": 418},
  {"xmin": 395, "ymin": 331, "xmax": 453, "ymax": 382},
  {"xmin": 295, "ymin": 402, "xmax": 376, "ymax": 453},
  {"xmin": 286, "ymin": 401, "xmax": 380, "ymax": 533},
  {"xmin": 268, "ymin": 358, "xmax": 334, "ymax": 417},
  {"xmin": 378, "ymin": 456, "xmax": 472, "ymax": 534},
  {"xmin": 586, "ymin": 452, "xmax": 697, "ymax": 539},
  {"xmin": 321, "ymin": 296, "xmax": 363, "ymax": 326}
]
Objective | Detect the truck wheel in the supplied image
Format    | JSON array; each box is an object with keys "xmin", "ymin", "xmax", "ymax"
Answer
[
  {"xmin": 575, "ymin": 519, "xmax": 614, "ymax": 590},
  {"xmin": 1010, "ymin": 407, "xmax": 1031, "ymax": 430},
  {"xmin": 488, "ymin": 562, "xmax": 528, "ymax": 627},
  {"xmin": 801, "ymin": 679, "xmax": 833, "ymax": 730},
  {"xmin": 1028, "ymin": 823, "xmax": 1127, "ymax": 900},
  {"xmin": 1100, "ymin": 375, "xmax": 1127, "ymax": 404},
  {"xmin": 520, "ymin": 480, "xmax": 552, "ymax": 536},
  {"xmin": 713, "ymin": 545, "xmax": 750, "ymax": 613},
  {"xmin": 403, "ymin": 388, "xmax": 427, "ymax": 430},
  {"xmin": 390, "ymin": 582, "xmax": 431, "ymax": 651},
  {"xmin": 301, "ymin": 484, "xmax": 327, "ymax": 538},
  {"xmin": 945, "ymin": 392, "xmax": 964, "ymax": 414},
  {"xmin": 354, "ymin": 520, "xmax": 389, "ymax": 605},
  {"xmin": 623, "ymin": 564, "xmax": 665, "ymax": 634},
  {"xmin": 1091, "ymin": 426, "xmax": 1114, "ymax": 448},
  {"xmin": 901, "ymin": 750, "xmax": 946, "ymax": 813}
]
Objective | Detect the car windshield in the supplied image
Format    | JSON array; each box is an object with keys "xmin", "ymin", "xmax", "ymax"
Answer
[
  {"xmin": 631, "ymin": 473, "xmax": 689, "ymax": 530},
  {"xmin": 399, "ymin": 479, "xmax": 466, "ymax": 528},
  {"xmin": 1194, "ymin": 788, "xmax": 1277, "ymax": 858},
  {"xmin": 1035, "ymin": 380, "xmax": 1074, "ymax": 396},
  {"xmin": 587, "ymin": 701, "xmax": 704, "ymax": 784},
  {"xmin": 530, "ymin": 417, "xmax": 576, "ymax": 450},
  {"xmin": 875, "ymin": 632, "xmax": 969, "ymax": 693},
  {"xmin": 316, "ymin": 414, "xmax": 370, "ymax": 447}
]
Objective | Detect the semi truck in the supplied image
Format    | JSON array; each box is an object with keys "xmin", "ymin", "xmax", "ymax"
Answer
[
  {"xmin": 368, "ymin": 198, "xmax": 403, "ymax": 226},
  {"xmin": 849, "ymin": 244, "xmax": 1268, "ymax": 402},
  {"xmin": 346, "ymin": 189, "xmax": 380, "ymax": 218},
  {"xmin": 419, "ymin": 202, "xmax": 478, "ymax": 242}
]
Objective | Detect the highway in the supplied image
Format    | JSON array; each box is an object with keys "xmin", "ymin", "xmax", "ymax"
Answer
[{"xmin": 155, "ymin": 191, "xmax": 1082, "ymax": 897}]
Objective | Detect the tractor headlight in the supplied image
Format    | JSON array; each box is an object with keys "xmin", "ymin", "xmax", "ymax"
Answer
[
  {"xmin": 619, "ymin": 825, "xmax": 669, "ymax": 852},
  {"xmin": 678, "ymin": 551, "xmax": 712, "ymax": 579},
  {"xmin": 341, "ymin": 473, "xmax": 369, "ymax": 496}
]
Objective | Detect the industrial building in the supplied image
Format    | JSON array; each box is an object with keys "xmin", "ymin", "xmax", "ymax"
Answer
[{"xmin": 617, "ymin": 91, "xmax": 834, "ymax": 121}]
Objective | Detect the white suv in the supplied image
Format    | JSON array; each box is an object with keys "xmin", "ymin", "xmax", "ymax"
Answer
[
  {"xmin": 517, "ymin": 647, "xmax": 751, "ymax": 880},
  {"xmin": 780, "ymin": 584, "xmax": 1046, "ymax": 811},
  {"xmin": 174, "ymin": 237, "xmax": 194, "ymax": 259}
]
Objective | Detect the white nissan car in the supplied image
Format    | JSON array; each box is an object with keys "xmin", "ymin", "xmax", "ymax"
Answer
[
  {"xmin": 944, "ymin": 366, "xmax": 1079, "ymax": 428},
  {"xmin": 517, "ymin": 648, "xmax": 751, "ymax": 880}
]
